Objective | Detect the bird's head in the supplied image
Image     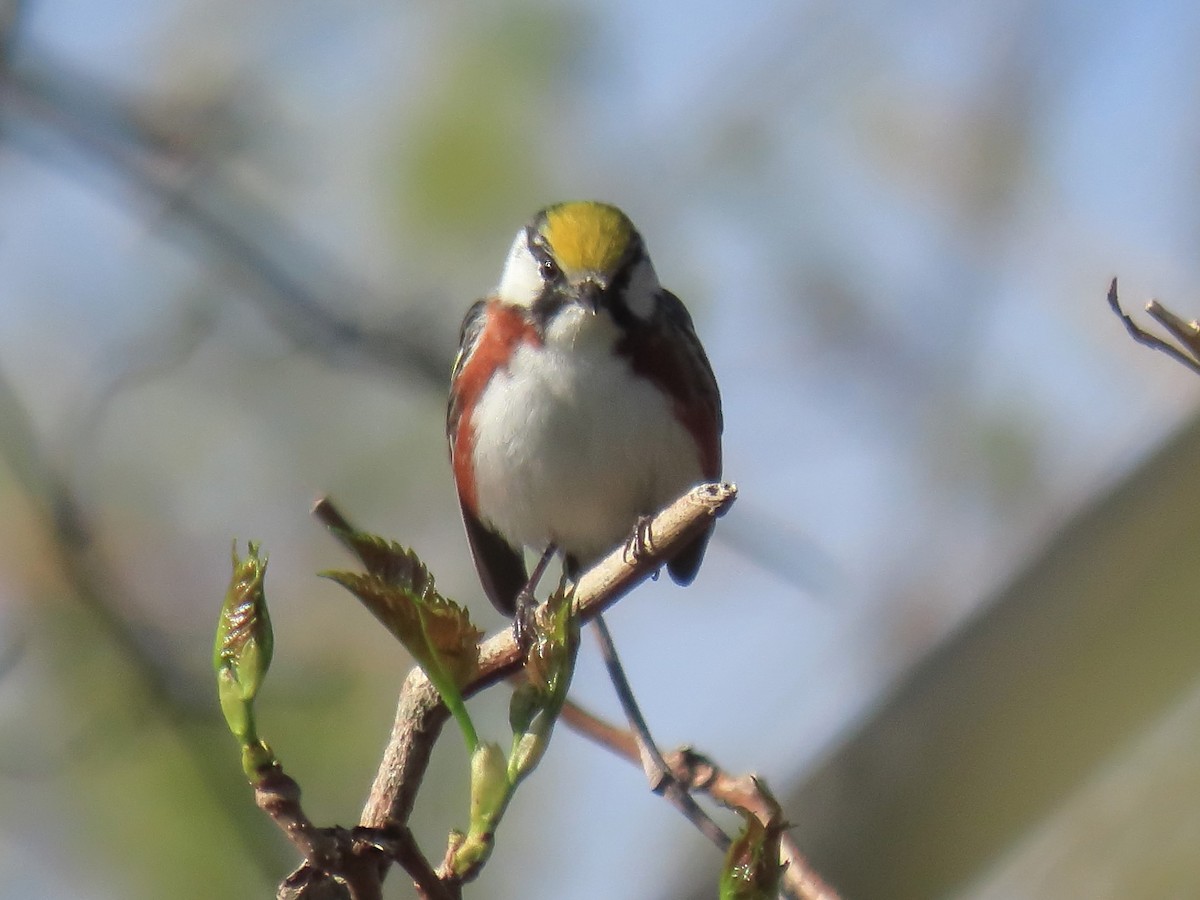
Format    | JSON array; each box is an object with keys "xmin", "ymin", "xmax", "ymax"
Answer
[{"xmin": 496, "ymin": 201, "xmax": 661, "ymax": 331}]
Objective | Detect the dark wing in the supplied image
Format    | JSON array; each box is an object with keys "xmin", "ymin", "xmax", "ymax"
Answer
[
  {"xmin": 447, "ymin": 299, "xmax": 528, "ymax": 615},
  {"xmin": 459, "ymin": 507, "xmax": 528, "ymax": 616},
  {"xmin": 622, "ymin": 290, "xmax": 723, "ymax": 585},
  {"xmin": 656, "ymin": 290, "xmax": 722, "ymax": 475}
]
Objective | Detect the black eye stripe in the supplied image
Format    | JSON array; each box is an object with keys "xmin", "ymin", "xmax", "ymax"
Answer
[
  {"xmin": 525, "ymin": 222, "xmax": 646, "ymax": 301},
  {"xmin": 530, "ymin": 285, "xmax": 567, "ymax": 331},
  {"xmin": 607, "ymin": 238, "xmax": 646, "ymax": 292}
]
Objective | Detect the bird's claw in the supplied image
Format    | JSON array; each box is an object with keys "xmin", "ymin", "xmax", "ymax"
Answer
[
  {"xmin": 512, "ymin": 588, "xmax": 537, "ymax": 656},
  {"xmin": 624, "ymin": 514, "xmax": 656, "ymax": 565}
]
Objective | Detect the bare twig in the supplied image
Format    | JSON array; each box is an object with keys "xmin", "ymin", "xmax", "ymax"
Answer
[
  {"xmin": 256, "ymin": 766, "xmax": 380, "ymax": 900},
  {"xmin": 365, "ymin": 826, "xmax": 456, "ymax": 900},
  {"xmin": 559, "ymin": 700, "xmax": 841, "ymax": 900},
  {"xmin": 257, "ymin": 759, "xmax": 452, "ymax": 900},
  {"xmin": 284, "ymin": 483, "xmax": 738, "ymax": 897},
  {"xmin": 1107, "ymin": 277, "xmax": 1200, "ymax": 376},
  {"xmin": 592, "ymin": 614, "xmax": 731, "ymax": 849},
  {"xmin": 1145, "ymin": 299, "xmax": 1200, "ymax": 360},
  {"xmin": 559, "ymin": 698, "xmax": 639, "ymax": 759}
]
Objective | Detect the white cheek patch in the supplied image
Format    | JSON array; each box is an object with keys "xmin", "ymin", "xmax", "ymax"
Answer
[
  {"xmin": 496, "ymin": 230, "xmax": 543, "ymax": 307},
  {"xmin": 624, "ymin": 257, "xmax": 660, "ymax": 319}
]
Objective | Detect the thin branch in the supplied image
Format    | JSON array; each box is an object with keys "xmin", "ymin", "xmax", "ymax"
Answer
[
  {"xmin": 1145, "ymin": 299, "xmax": 1200, "ymax": 360},
  {"xmin": 592, "ymin": 613, "xmax": 731, "ymax": 849},
  {"xmin": 1107, "ymin": 277, "xmax": 1200, "ymax": 376},
  {"xmin": 559, "ymin": 697, "xmax": 638, "ymax": 760},
  {"xmin": 559, "ymin": 700, "xmax": 841, "ymax": 900},
  {"xmin": 255, "ymin": 762, "xmax": 453, "ymax": 900},
  {"xmin": 284, "ymin": 483, "xmax": 738, "ymax": 898},
  {"xmin": 366, "ymin": 826, "xmax": 457, "ymax": 900}
]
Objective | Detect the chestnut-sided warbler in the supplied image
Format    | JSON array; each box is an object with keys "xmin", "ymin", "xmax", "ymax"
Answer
[{"xmin": 447, "ymin": 201, "xmax": 723, "ymax": 631}]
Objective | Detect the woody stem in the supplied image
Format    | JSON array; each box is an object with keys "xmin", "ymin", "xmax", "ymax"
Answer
[{"xmin": 591, "ymin": 613, "xmax": 730, "ymax": 849}]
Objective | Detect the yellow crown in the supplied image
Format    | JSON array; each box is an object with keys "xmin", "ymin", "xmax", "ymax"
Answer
[{"xmin": 540, "ymin": 201, "xmax": 634, "ymax": 277}]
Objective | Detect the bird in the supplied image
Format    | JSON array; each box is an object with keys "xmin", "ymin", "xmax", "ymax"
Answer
[{"xmin": 447, "ymin": 201, "xmax": 722, "ymax": 638}]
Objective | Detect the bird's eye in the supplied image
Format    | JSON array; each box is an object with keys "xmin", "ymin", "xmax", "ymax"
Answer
[{"xmin": 539, "ymin": 258, "xmax": 561, "ymax": 281}]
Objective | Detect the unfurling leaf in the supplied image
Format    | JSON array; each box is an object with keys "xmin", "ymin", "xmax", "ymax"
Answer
[
  {"xmin": 524, "ymin": 584, "xmax": 578, "ymax": 695},
  {"xmin": 321, "ymin": 569, "xmax": 482, "ymax": 688},
  {"xmin": 508, "ymin": 585, "xmax": 578, "ymax": 784},
  {"xmin": 214, "ymin": 541, "xmax": 277, "ymax": 779},
  {"xmin": 215, "ymin": 541, "xmax": 273, "ymax": 698},
  {"xmin": 321, "ymin": 531, "xmax": 482, "ymax": 751},
  {"xmin": 719, "ymin": 779, "xmax": 787, "ymax": 900},
  {"xmin": 326, "ymin": 526, "xmax": 438, "ymax": 591}
]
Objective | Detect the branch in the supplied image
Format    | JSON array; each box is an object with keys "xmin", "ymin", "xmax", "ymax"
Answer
[
  {"xmin": 255, "ymin": 762, "xmax": 450, "ymax": 900},
  {"xmin": 357, "ymin": 481, "xmax": 736, "ymax": 824},
  {"xmin": 1107, "ymin": 277, "xmax": 1200, "ymax": 376},
  {"xmin": 0, "ymin": 364, "xmax": 285, "ymax": 876},
  {"xmin": 285, "ymin": 482, "xmax": 737, "ymax": 897},
  {"xmin": 591, "ymin": 614, "xmax": 732, "ymax": 849},
  {"xmin": 559, "ymin": 700, "xmax": 841, "ymax": 900}
]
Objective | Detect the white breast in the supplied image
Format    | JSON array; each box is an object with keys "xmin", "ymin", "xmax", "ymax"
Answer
[{"xmin": 469, "ymin": 307, "xmax": 703, "ymax": 564}]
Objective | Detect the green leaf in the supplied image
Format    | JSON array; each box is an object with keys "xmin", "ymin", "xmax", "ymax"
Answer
[
  {"xmin": 321, "ymin": 533, "xmax": 482, "ymax": 751},
  {"xmin": 327, "ymin": 527, "xmax": 436, "ymax": 588},
  {"xmin": 719, "ymin": 780, "xmax": 787, "ymax": 900},
  {"xmin": 321, "ymin": 569, "xmax": 482, "ymax": 689}
]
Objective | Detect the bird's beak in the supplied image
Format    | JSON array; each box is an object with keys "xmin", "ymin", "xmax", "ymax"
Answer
[{"xmin": 574, "ymin": 278, "xmax": 605, "ymax": 315}]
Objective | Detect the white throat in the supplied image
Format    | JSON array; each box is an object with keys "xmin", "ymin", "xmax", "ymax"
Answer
[{"xmin": 543, "ymin": 304, "xmax": 620, "ymax": 353}]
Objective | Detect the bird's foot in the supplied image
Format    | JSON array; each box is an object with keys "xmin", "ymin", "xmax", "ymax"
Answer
[
  {"xmin": 623, "ymin": 514, "xmax": 658, "ymax": 573},
  {"xmin": 512, "ymin": 586, "xmax": 537, "ymax": 656}
]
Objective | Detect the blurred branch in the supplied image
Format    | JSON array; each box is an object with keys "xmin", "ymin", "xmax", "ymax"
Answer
[
  {"xmin": 559, "ymin": 700, "xmax": 840, "ymax": 900},
  {"xmin": 1107, "ymin": 277, "xmax": 1200, "ymax": 376},
  {"xmin": 0, "ymin": 363, "xmax": 284, "ymax": 878},
  {"xmin": 0, "ymin": 0, "xmax": 29, "ymax": 67},
  {"xmin": 715, "ymin": 504, "xmax": 840, "ymax": 598},
  {"xmin": 283, "ymin": 484, "xmax": 738, "ymax": 897},
  {"xmin": 0, "ymin": 47, "xmax": 448, "ymax": 388},
  {"xmin": 61, "ymin": 296, "xmax": 219, "ymax": 455}
]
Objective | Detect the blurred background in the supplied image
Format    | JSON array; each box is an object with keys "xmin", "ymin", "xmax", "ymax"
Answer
[{"xmin": 2, "ymin": 0, "xmax": 1200, "ymax": 897}]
